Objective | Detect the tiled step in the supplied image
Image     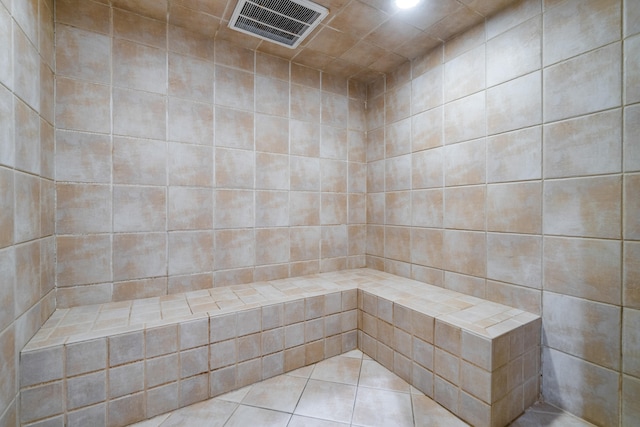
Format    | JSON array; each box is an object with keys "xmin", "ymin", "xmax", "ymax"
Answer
[{"xmin": 19, "ymin": 268, "xmax": 540, "ymax": 427}]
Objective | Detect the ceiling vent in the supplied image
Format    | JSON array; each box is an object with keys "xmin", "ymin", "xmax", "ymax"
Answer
[{"xmin": 228, "ymin": 0, "xmax": 329, "ymax": 49}]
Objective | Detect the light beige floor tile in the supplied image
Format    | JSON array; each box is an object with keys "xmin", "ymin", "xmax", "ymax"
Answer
[
  {"xmin": 294, "ymin": 379, "xmax": 357, "ymax": 423},
  {"xmin": 287, "ymin": 365, "xmax": 315, "ymax": 378},
  {"xmin": 130, "ymin": 399, "xmax": 238, "ymax": 427},
  {"xmin": 310, "ymin": 355, "xmax": 362, "ymax": 385},
  {"xmin": 358, "ymin": 359, "xmax": 411, "ymax": 392},
  {"xmin": 241, "ymin": 375, "xmax": 308, "ymax": 413},
  {"xmin": 223, "ymin": 405, "xmax": 291, "ymax": 427},
  {"xmin": 288, "ymin": 415, "xmax": 349, "ymax": 427},
  {"xmin": 352, "ymin": 387, "xmax": 413, "ymax": 427},
  {"xmin": 341, "ymin": 349, "xmax": 364, "ymax": 359},
  {"xmin": 215, "ymin": 385, "xmax": 253, "ymax": 403},
  {"xmin": 412, "ymin": 394, "xmax": 469, "ymax": 427}
]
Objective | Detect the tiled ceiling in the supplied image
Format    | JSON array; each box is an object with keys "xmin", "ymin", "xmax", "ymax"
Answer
[{"xmin": 114, "ymin": 0, "xmax": 519, "ymax": 82}]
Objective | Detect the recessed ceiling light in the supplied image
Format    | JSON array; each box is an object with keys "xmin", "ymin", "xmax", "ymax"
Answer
[{"xmin": 396, "ymin": 0, "xmax": 420, "ymax": 9}]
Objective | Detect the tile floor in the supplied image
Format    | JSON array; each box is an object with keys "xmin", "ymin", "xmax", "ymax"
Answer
[{"xmin": 129, "ymin": 350, "xmax": 595, "ymax": 427}]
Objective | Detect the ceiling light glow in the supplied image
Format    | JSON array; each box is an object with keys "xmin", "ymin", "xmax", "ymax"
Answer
[{"xmin": 396, "ymin": 0, "xmax": 419, "ymax": 9}]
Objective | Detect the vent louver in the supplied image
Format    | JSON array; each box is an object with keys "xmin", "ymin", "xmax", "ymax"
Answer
[{"xmin": 228, "ymin": 0, "xmax": 329, "ymax": 49}]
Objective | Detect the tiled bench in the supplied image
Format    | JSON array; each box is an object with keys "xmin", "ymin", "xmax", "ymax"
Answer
[{"xmin": 19, "ymin": 269, "xmax": 540, "ymax": 427}]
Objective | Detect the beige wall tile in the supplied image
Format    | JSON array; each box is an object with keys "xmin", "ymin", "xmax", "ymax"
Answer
[
  {"xmin": 0, "ymin": 86, "xmax": 13, "ymax": 168},
  {"xmin": 322, "ymin": 92, "xmax": 348, "ymax": 128},
  {"xmin": 290, "ymin": 227, "xmax": 320, "ymax": 262},
  {"xmin": 290, "ymin": 120, "xmax": 320, "ymax": 157},
  {"xmin": 544, "ymin": 176, "xmax": 621, "ymax": 239},
  {"xmin": 625, "ymin": 174, "xmax": 640, "ymax": 240},
  {"xmin": 168, "ymin": 273, "xmax": 212, "ymax": 294},
  {"xmin": 487, "ymin": 182, "xmax": 541, "ymax": 234},
  {"xmin": 56, "ymin": 235, "xmax": 111, "ymax": 286},
  {"xmin": 13, "ymin": 24, "xmax": 40, "ymax": 111},
  {"xmin": 320, "ymin": 125, "xmax": 349, "ymax": 160},
  {"xmin": 291, "ymin": 84, "xmax": 320, "ymax": 123},
  {"xmin": 15, "ymin": 240, "xmax": 40, "ymax": 314},
  {"xmin": 215, "ymin": 148, "xmax": 254, "ymax": 189},
  {"xmin": 487, "ymin": 126, "xmax": 541, "ymax": 183},
  {"xmin": 412, "ymin": 147, "xmax": 443, "ymax": 189},
  {"xmin": 55, "ymin": 77, "xmax": 110, "ymax": 133},
  {"xmin": 444, "ymin": 45, "xmax": 485, "ymax": 102},
  {"xmin": 113, "ymin": 8, "xmax": 166, "ymax": 48},
  {"xmin": 168, "ymin": 231, "xmax": 213, "ymax": 275},
  {"xmin": 56, "ymin": 0, "xmax": 111, "ymax": 34},
  {"xmin": 256, "ymin": 114, "xmax": 289, "ymax": 154},
  {"xmin": 168, "ymin": 52, "xmax": 213, "ymax": 103},
  {"xmin": 385, "ymin": 82, "xmax": 411, "ymax": 124},
  {"xmin": 411, "ymin": 66, "xmax": 443, "ymax": 114},
  {"xmin": 385, "ymin": 118, "xmax": 410, "ymax": 158},
  {"xmin": 113, "ymin": 137, "xmax": 166, "ymax": 185},
  {"xmin": 167, "ymin": 187, "xmax": 213, "ymax": 230},
  {"xmin": 623, "ymin": 374, "xmax": 640, "ymax": 425},
  {"xmin": 487, "ymin": 233, "xmax": 541, "ymax": 289},
  {"xmin": 55, "ymin": 24, "xmax": 110, "ymax": 83},
  {"xmin": 113, "ymin": 233, "xmax": 166, "ymax": 281},
  {"xmin": 542, "ymin": 347, "xmax": 619, "ymax": 426},
  {"xmin": 445, "ymin": 139, "xmax": 486, "ymax": 186},
  {"xmin": 215, "ymin": 107, "xmax": 254, "ymax": 150},
  {"xmin": 486, "ymin": 280, "xmax": 541, "ymax": 315},
  {"xmin": 622, "ymin": 307, "xmax": 640, "ymax": 377},
  {"xmin": 625, "ymin": 34, "xmax": 640, "ymax": 105},
  {"xmin": 215, "ymin": 65, "xmax": 253, "ymax": 111},
  {"xmin": 113, "ymin": 185, "xmax": 166, "ymax": 232},
  {"xmin": 444, "ymin": 271, "xmax": 486, "ymax": 297},
  {"xmin": 544, "ymin": 236, "xmax": 621, "ymax": 305},
  {"xmin": 113, "ymin": 38, "xmax": 166, "ymax": 93},
  {"xmin": 57, "ymin": 283, "xmax": 112, "ymax": 307},
  {"xmin": 385, "ymin": 191, "xmax": 411, "ymax": 226},
  {"xmin": 256, "ymin": 152, "xmax": 289, "ymax": 190},
  {"xmin": 384, "ymin": 227, "xmax": 411, "ymax": 262},
  {"xmin": 411, "ymin": 228, "xmax": 443, "ymax": 269},
  {"xmin": 14, "ymin": 99, "xmax": 40, "ymax": 175},
  {"xmin": 168, "ymin": 142, "xmax": 213, "ymax": 187},
  {"xmin": 168, "ymin": 98, "xmax": 213, "ymax": 145},
  {"xmin": 487, "ymin": 16, "xmax": 541, "ymax": 86},
  {"xmin": 411, "ymin": 189, "xmax": 443, "ymax": 228},
  {"xmin": 321, "ymin": 193, "xmax": 347, "ymax": 225},
  {"xmin": 256, "ymin": 76, "xmax": 289, "ymax": 117},
  {"xmin": 348, "ymin": 162, "xmax": 366, "ymax": 194},
  {"xmin": 544, "ymin": 43, "xmax": 621, "ymax": 122},
  {"xmin": 444, "ymin": 92, "xmax": 486, "ymax": 145},
  {"xmin": 322, "ymin": 225, "xmax": 348, "ymax": 258},
  {"xmin": 444, "ymin": 186, "xmax": 485, "ymax": 231},
  {"xmin": 543, "ymin": 0, "xmax": 620, "ymax": 66},
  {"xmin": 113, "ymin": 88, "xmax": 167, "ymax": 140},
  {"xmin": 14, "ymin": 171, "xmax": 40, "ymax": 243},
  {"xmin": 256, "ymin": 191, "xmax": 289, "ymax": 227},
  {"xmin": 0, "ymin": 168, "xmax": 13, "ymax": 249},
  {"xmin": 624, "ymin": 105, "xmax": 640, "ymax": 172},
  {"xmin": 215, "ymin": 189, "xmax": 254, "ymax": 229},
  {"xmin": 56, "ymin": 183, "xmax": 111, "ymax": 234},
  {"xmin": 290, "ymin": 192, "xmax": 319, "ymax": 226},
  {"xmin": 544, "ymin": 109, "xmax": 622, "ymax": 178},
  {"xmin": 444, "ymin": 230, "xmax": 486, "ymax": 277},
  {"xmin": 215, "ymin": 39, "xmax": 254, "ymax": 71},
  {"xmin": 113, "ymin": 277, "xmax": 167, "ymax": 301},
  {"xmin": 56, "ymin": 130, "xmax": 112, "ymax": 183},
  {"xmin": 256, "ymin": 228, "xmax": 290, "ymax": 265},
  {"xmin": 215, "ymin": 229, "xmax": 255, "ymax": 270},
  {"xmin": 321, "ymin": 159, "xmax": 347, "ymax": 193},
  {"xmin": 624, "ymin": 241, "xmax": 640, "ymax": 309},
  {"xmin": 543, "ymin": 292, "xmax": 620, "ymax": 370},
  {"xmin": 385, "ymin": 155, "xmax": 411, "ymax": 191},
  {"xmin": 411, "ymin": 107, "xmax": 443, "ymax": 152},
  {"xmin": 487, "ymin": 71, "xmax": 541, "ymax": 135}
]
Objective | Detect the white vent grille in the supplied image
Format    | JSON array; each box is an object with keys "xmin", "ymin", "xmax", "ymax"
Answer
[{"xmin": 228, "ymin": 0, "xmax": 328, "ymax": 49}]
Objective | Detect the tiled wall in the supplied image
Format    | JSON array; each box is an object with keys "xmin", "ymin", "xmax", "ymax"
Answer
[
  {"xmin": 0, "ymin": 0, "xmax": 56, "ymax": 424},
  {"xmin": 53, "ymin": 0, "xmax": 367, "ymax": 308},
  {"xmin": 364, "ymin": 0, "xmax": 639, "ymax": 425}
]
